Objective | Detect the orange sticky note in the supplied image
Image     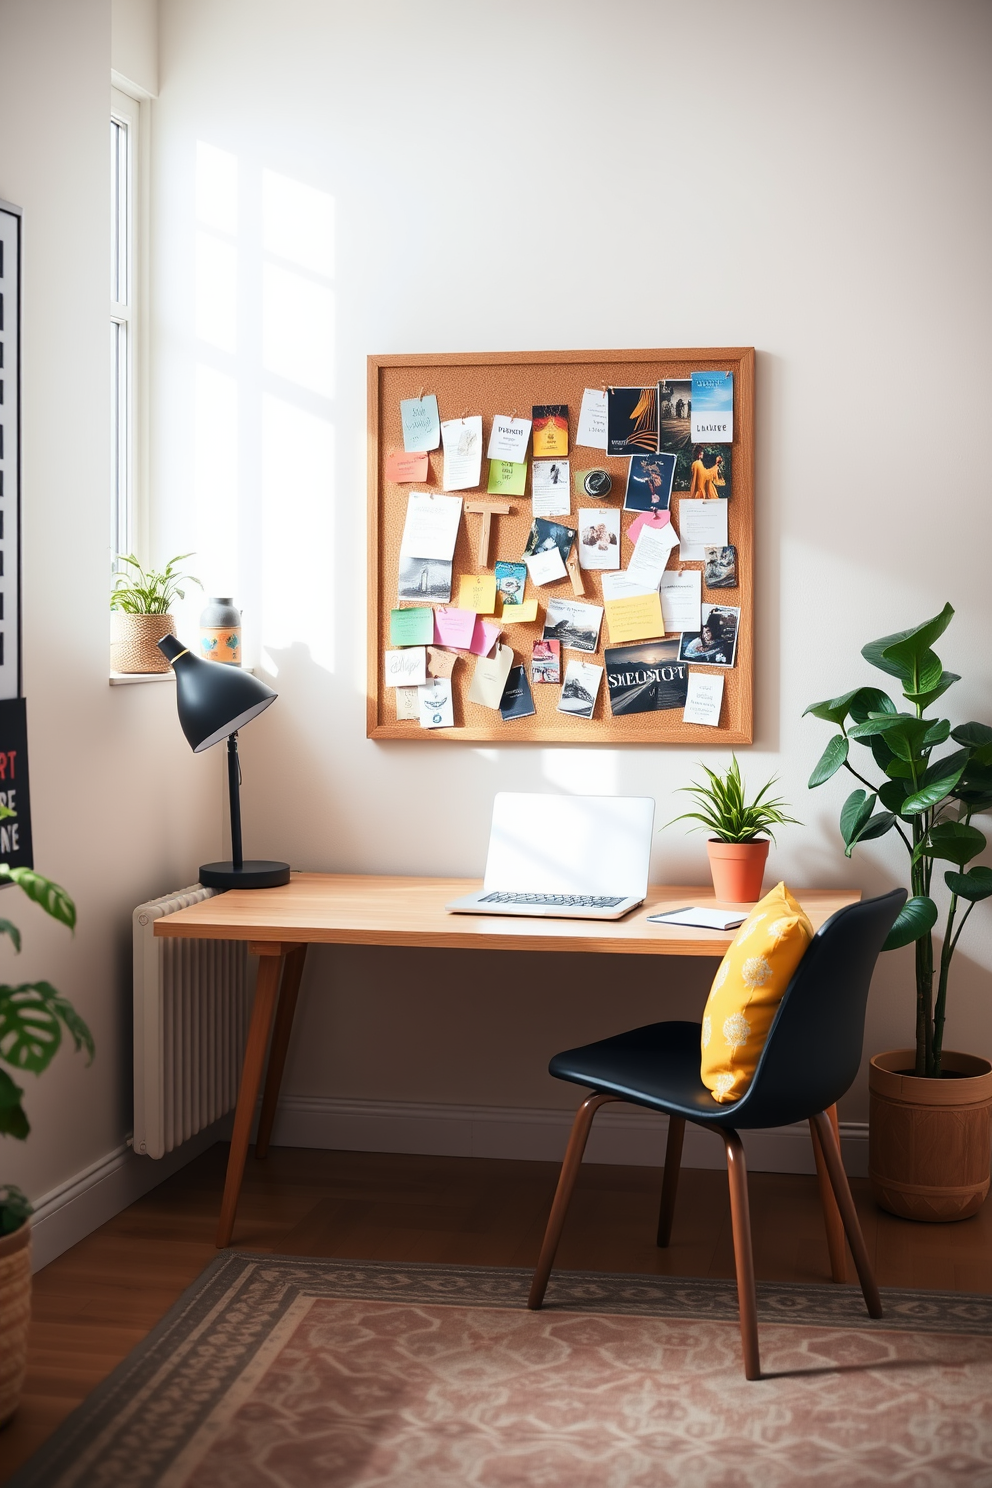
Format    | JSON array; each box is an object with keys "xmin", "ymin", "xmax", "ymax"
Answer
[
  {"xmin": 457, "ymin": 574, "xmax": 498, "ymax": 614},
  {"xmin": 385, "ymin": 450, "xmax": 430, "ymax": 483}
]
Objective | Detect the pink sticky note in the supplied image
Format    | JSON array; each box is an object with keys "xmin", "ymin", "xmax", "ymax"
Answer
[
  {"xmin": 385, "ymin": 449, "xmax": 429, "ymax": 482},
  {"xmin": 626, "ymin": 510, "xmax": 671, "ymax": 545},
  {"xmin": 469, "ymin": 617, "xmax": 500, "ymax": 656},
  {"xmin": 433, "ymin": 607, "xmax": 476, "ymax": 649}
]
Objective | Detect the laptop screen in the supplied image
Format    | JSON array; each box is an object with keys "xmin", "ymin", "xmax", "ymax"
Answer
[{"xmin": 483, "ymin": 793, "xmax": 655, "ymax": 897}]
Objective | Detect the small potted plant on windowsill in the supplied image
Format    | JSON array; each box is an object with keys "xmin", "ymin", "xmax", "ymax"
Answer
[
  {"xmin": 110, "ymin": 553, "xmax": 201, "ymax": 675},
  {"xmin": 667, "ymin": 756, "xmax": 800, "ymax": 903}
]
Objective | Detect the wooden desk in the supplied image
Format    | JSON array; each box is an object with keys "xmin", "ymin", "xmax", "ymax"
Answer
[{"xmin": 156, "ymin": 874, "xmax": 859, "ymax": 1260}]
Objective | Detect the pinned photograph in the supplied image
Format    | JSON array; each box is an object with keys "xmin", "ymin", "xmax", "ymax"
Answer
[
  {"xmin": 577, "ymin": 509, "xmax": 620, "ymax": 571},
  {"xmin": 607, "ymin": 385, "xmax": 659, "ymax": 457},
  {"xmin": 678, "ymin": 603, "xmax": 740, "ymax": 668},
  {"xmin": 495, "ymin": 560, "xmax": 527, "ymax": 606},
  {"xmin": 690, "ymin": 371, "xmax": 733, "ymax": 443},
  {"xmin": 418, "ymin": 678, "xmax": 454, "ymax": 729},
  {"xmin": 499, "ymin": 665, "xmax": 536, "ymax": 722},
  {"xmin": 523, "ymin": 516, "xmax": 575, "ymax": 565},
  {"xmin": 673, "ymin": 442, "xmax": 732, "ymax": 496},
  {"xmin": 532, "ymin": 405, "xmax": 569, "ymax": 457},
  {"xmin": 543, "ymin": 597, "xmax": 603, "ymax": 653},
  {"xmin": 657, "ymin": 380, "xmax": 692, "ymax": 458},
  {"xmin": 532, "ymin": 459, "xmax": 571, "ymax": 518},
  {"xmin": 624, "ymin": 453, "xmax": 676, "ymax": 513},
  {"xmin": 703, "ymin": 545, "xmax": 737, "ymax": 589},
  {"xmin": 531, "ymin": 638, "xmax": 561, "ymax": 684},
  {"xmin": 604, "ymin": 640, "xmax": 688, "ymax": 716},
  {"xmin": 397, "ymin": 555, "xmax": 452, "ymax": 603},
  {"xmin": 558, "ymin": 659, "xmax": 603, "ymax": 719}
]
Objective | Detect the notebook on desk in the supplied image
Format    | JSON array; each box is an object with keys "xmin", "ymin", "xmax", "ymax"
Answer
[{"xmin": 446, "ymin": 792, "xmax": 655, "ymax": 921}]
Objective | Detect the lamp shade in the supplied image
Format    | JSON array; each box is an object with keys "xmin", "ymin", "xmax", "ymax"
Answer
[{"xmin": 158, "ymin": 633, "xmax": 277, "ymax": 752}]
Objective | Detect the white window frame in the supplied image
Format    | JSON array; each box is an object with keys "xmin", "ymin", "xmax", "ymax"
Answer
[{"xmin": 110, "ymin": 84, "xmax": 149, "ymax": 569}]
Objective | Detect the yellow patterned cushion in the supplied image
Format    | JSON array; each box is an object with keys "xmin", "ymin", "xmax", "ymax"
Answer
[{"xmin": 700, "ymin": 883, "xmax": 814, "ymax": 1104}]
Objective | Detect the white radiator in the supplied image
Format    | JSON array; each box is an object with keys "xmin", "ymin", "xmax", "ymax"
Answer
[{"xmin": 133, "ymin": 885, "xmax": 250, "ymax": 1159}]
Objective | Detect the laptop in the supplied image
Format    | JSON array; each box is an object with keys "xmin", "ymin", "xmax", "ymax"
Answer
[{"xmin": 446, "ymin": 793, "xmax": 655, "ymax": 921}]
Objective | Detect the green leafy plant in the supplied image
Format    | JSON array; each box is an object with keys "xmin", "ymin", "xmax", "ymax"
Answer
[
  {"xmin": 805, "ymin": 603, "xmax": 992, "ymax": 1079},
  {"xmin": 110, "ymin": 553, "xmax": 201, "ymax": 615},
  {"xmin": 668, "ymin": 755, "xmax": 800, "ymax": 843},
  {"xmin": 0, "ymin": 806, "xmax": 92, "ymax": 1236}
]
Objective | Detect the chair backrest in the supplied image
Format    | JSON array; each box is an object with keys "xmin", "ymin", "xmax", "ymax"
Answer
[{"xmin": 729, "ymin": 889, "xmax": 906, "ymax": 1130}]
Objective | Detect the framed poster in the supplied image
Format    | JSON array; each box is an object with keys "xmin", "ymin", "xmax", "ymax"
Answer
[{"xmin": 0, "ymin": 200, "xmax": 22, "ymax": 700}]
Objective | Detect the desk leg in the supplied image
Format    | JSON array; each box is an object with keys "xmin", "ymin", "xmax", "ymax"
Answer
[
  {"xmin": 256, "ymin": 945, "xmax": 309, "ymax": 1160},
  {"xmin": 810, "ymin": 1103, "xmax": 848, "ymax": 1284},
  {"xmin": 216, "ymin": 943, "xmax": 288, "ymax": 1249}
]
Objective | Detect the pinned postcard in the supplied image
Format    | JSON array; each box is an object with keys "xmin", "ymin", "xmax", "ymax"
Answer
[
  {"xmin": 385, "ymin": 647, "xmax": 427, "ymax": 688},
  {"xmin": 487, "ymin": 459, "xmax": 528, "ymax": 496},
  {"xmin": 603, "ymin": 590, "xmax": 665, "ymax": 646},
  {"xmin": 389, "ymin": 606, "xmax": 434, "ymax": 647},
  {"xmin": 577, "ymin": 509, "xmax": 620, "ymax": 571},
  {"xmin": 501, "ymin": 599, "xmax": 539, "ymax": 624},
  {"xmin": 624, "ymin": 453, "xmax": 676, "ymax": 513},
  {"xmin": 607, "ymin": 386, "xmax": 659, "ymax": 457},
  {"xmin": 397, "ymin": 557, "xmax": 451, "ymax": 603},
  {"xmin": 691, "ymin": 371, "xmax": 733, "ymax": 443},
  {"xmin": 627, "ymin": 521, "xmax": 680, "ymax": 586},
  {"xmin": 469, "ymin": 617, "xmax": 501, "ymax": 656},
  {"xmin": 604, "ymin": 640, "xmax": 688, "ymax": 716},
  {"xmin": 531, "ymin": 638, "xmax": 560, "ymax": 683},
  {"xmin": 419, "ymin": 678, "xmax": 454, "ymax": 729},
  {"xmin": 678, "ymin": 498, "xmax": 728, "ymax": 560},
  {"xmin": 657, "ymin": 380, "xmax": 692, "ymax": 455},
  {"xmin": 543, "ymin": 597, "xmax": 603, "ymax": 654},
  {"xmin": 398, "ymin": 491, "xmax": 461, "ymax": 602},
  {"xmin": 523, "ymin": 517, "xmax": 574, "ymax": 564},
  {"xmin": 400, "ymin": 394, "xmax": 441, "ymax": 453},
  {"xmin": 678, "ymin": 603, "xmax": 740, "ymax": 668},
  {"xmin": 499, "ymin": 665, "xmax": 536, "ymax": 721},
  {"xmin": 495, "ymin": 560, "xmax": 527, "ymax": 607},
  {"xmin": 532, "ymin": 459, "xmax": 571, "ymax": 518},
  {"xmin": 426, "ymin": 647, "xmax": 458, "ymax": 679},
  {"xmin": 703, "ymin": 545, "xmax": 737, "ymax": 589},
  {"xmin": 441, "ymin": 415, "xmax": 483, "ymax": 491},
  {"xmin": 433, "ymin": 607, "xmax": 476, "ymax": 649},
  {"xmin": 683, "ymin": 670, "xmax": 725, "ymax": 727},
  {"xmin": 525, "ymin": 548, "xmax": 567, "ymax": 586},
  {"xmin": 468, "ymin": 643, "xmax": 514, "ymax": 709},
  {"xmin": 558, "ymin": 659, "xmax": 603, "ymax": 719},
  {"xmin": 385, "ymin": 450, "xmax": 430, "ymax": 483},
  {"xmin": 487, "ymin": 415, "xmax": 532, "ymax": 463},
  {"xmin": 576, "ymin": 388, "xmax": 608, "ymax": 450},
  {"xmin": 626, "ymin": 510, "xmax": 671, "ymax": 546},
  {"xmin": 659, "ymin": 569, "xmax": 702, "ymax": 633},
  {"xmin": 532, "ymin": 405, "xmax": 568, "ymax": 457},
  {"xmin": 395, "ymin": 687, "xmax": 420, "ymax": 721},
  {"xmin": 688, "ymin": 447, "xmax": 730, "ymax": 499},
  {"xmin": 457, "ymin": 574, "xmax": 498, "ymax": 614}
]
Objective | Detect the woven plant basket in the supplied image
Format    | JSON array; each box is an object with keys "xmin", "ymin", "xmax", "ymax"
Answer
[
  {"xmin": 0, "ymin": 1220, "xmax": 31, "ymax": 1427},
  {"xmin": 110, "ymin": 613, "xmax": 175, "ymax": 674}
]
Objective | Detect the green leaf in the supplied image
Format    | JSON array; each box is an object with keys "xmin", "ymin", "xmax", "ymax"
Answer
[
  {"xmin": 851, "ymin": 811, "xmax": 896, "ymax": 847},
  {"xmin": 0, "ymin": 984, "xmax": 62, "ymax": 1072},
  {"xmin": 37, "ymin": 983, "xmax": 95, "ymax": 1063},
  {"xmin": 0, "ymin": 1183, "xmax": 33, "ymax": 1234},
  {"xmin": 868, "ymin": 733, "xmax": 900, "ymax": 774},
  {"xmin": 840, "ymin": 790, "xmax": 876, "ymax": 849},
  {"xmin": 882, "ymin": 895, "xmax": 939, "ymax": 951},
  {"xmin": 903, "ymin": 672, "xmax": 960, "ymax": 710},
  {"xmin": 951, "ymin": 759, "xmax": 992, "ymax": 812},
  {"xmin": 0, "ymin": 868, "xmax": 76, "ymax": 931},
  {"xmin": 951, "ymin": 722, "xmax": 992, "ymax": 751},
  {"xmin": 847, "ymin": 688, "xmax": 898, "ymax": 723},
  {"xmin": 862, "ymin": 604, "xmax": 954, "ymax": 681},
  {"xmin": 0, "ymin": 1066, "xmax": 28, "ymax": 1140},
  {"xmin": 878, "ymin": 778, "xmax": 911, "ymax": 815},
  {"xmin": 848, "ymin": 714, "xmax": 931, "ymax": 762},
  {"xmin": 944, "ymin": 867, "xmax": 992, "ymax": 903},
  {"xmin": 808, "ymin": 735, "xmax": 849, "ymax": 788},
  {"xmin": 900, "ymin": 751, "xmax": 969, "ymax": 815},
  {"xmin": 920, "ymin": 821, "xmax": 987, "ymax": 868},
  {"xmin": 804, "ymin": 689, "xmax": 864, "ymax": 726},
  {"xmin": 0, "ymin": 919, "xmax": 22, "ymax": 953},
  {"xmin": 922, "ymin": 718, "xmax": 951, "ymax": 749}
]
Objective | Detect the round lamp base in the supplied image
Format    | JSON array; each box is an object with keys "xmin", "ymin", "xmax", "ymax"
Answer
[{"xmin": 199, "ymin": 860, "xmax": 291, "ymax": 890}]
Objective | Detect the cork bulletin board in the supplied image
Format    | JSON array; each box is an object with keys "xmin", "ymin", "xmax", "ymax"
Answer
[{"xmin": 367, "ymin": 347, "xmax": 754, "ymax": 744}]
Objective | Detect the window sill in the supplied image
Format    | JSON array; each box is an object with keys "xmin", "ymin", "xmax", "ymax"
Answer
[{"xmin": 109, "ymin": 671, "xmax": 175, "ymax": 686}]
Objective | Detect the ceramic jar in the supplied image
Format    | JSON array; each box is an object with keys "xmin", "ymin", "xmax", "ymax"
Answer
[{"xmin": 199, "ymin": 598, "xmax": 242, "ymax": 666}]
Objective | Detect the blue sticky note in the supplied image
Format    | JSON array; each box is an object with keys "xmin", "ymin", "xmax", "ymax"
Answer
[{"xmin": 401, "ymin": 394, "xmax": 441, "ymax": 453}]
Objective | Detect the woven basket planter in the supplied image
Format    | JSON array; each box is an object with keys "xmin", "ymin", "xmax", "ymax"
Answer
[
  {"xmin": 110, "ymin": 613, "xmax": 175, "ymax": 674},
  {"xmin": 0, "ymin": 1220, "xmax": 31, "ymax": 1427}
]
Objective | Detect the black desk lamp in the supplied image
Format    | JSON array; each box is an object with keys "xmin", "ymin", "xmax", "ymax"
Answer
[{"xmin": 158, "ymin": 633, "xmax": 291, "ymax": 889}]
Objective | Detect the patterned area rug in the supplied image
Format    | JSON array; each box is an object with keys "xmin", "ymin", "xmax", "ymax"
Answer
[{"xmin": 10, "ymin": 1256, "xmax": 992, "ymax": 1487}]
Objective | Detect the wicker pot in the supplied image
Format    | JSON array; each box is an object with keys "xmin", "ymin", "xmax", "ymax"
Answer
[
  {"xmin": 706, "ymin": 839, "xmax": 769, "ymax": 903},
  {"xmin": 110, "ymin": 613, "xmax": 175, "ymax": 674},
  {"xmin": 869, "ymin": 1049, "xmax": 992, "ymax": 1222},
  {"xmin": 0, "ymin": 1219, "xmax": 31, "ymax": 1427}
]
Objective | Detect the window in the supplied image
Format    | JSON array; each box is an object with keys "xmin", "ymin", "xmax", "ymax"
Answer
[{"xmin": 110, "ymin": 86, "xmax": 142, "ymax": 566}]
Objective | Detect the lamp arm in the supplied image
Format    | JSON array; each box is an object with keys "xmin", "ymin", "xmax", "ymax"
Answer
[{"xmin": 227, "ymin": 733, "xmax": 244, "ymax": 872}]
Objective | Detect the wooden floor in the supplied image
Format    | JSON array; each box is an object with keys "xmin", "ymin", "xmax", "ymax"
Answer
[{"xmin": 3, "ymin": 1142, "xmax": 992, "ymax": 1482}]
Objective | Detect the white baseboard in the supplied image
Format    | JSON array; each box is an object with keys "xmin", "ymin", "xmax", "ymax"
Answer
[
  {"xmin": 267, "ymin": 1095, "xmax": 869, "ymax": 1179},
  {"xmin": 29, "ymin": 1116, "xmax": 232, "ymax": 1272}
]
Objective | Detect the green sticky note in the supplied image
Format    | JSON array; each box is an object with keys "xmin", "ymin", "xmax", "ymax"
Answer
[
  {"xmin": 390, "ymin": 606, "xmax": 434, "ymax": 646},
  {"xmin": 487, "ymin": 459, "xmax": 527, "ymax": 496}
]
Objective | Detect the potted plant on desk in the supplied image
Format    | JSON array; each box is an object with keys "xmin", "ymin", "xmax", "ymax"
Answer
[
  {"xmin": 110, "ymin": 553, "xmax": 201, "ymax": 675},
  {"xmin": 0, "ymin": 833, "xmax": 91, "ymax": 1426},
  {"xmin": 667, "ymin": 756, "xmax": 800, "ymax": 903},
  {"xmin": 805, "ymin": 603, "xmax": 992, "ymax": 1221}
]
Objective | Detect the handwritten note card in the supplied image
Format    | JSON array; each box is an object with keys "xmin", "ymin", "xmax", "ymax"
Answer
[
  {"xmin": 390, "ymin": 607, "xmax": 435, "ymax": 647},
  {"xmin": 627, "ymin": 522, "xmax": 680, "ymax": 586},
  {"xmin": 385, "ymin": 450, "xmax": 429, "ymax": 483},
  {"xmin": 678, "ymin": 499, "xmax": 728, "ymax": 560},
  {"xmin": 441, "ymin": 416, "xmax": 483, "ymax": 492},
  {"xmin": 576, "ymin": 388, "xmax": 608, "ymax": 450},
  {"xmin": 659, "ymin": 569, "xmax": 702, "ymax": 633},
  {"xmin": 604, "ymin": 591, "xmax": 665, "ymax": 645},
  {"xmin": 487, "ymin": 460, "xmax": 527, "ymax": 496},
  {"xmin": 683, "ymin": 670, "xmax": 725, "ymax": 727},
  {"xmin": 399, "ymin": 492, "xmax": 462, "ymax": 559},
  {"xmin": 400, "ymin": 395, "xmax": 440, "ymax": 452},
  {"xmin": 457, "ymin": 575, "xmax": 498, "ymax": 614},
  {"xmin": 385, "ymin": 647, "xmax": 427, "ymax": 688},
  {"xmin": 433, "ymin": 607, "xmax": 476, "ymax": 649}
]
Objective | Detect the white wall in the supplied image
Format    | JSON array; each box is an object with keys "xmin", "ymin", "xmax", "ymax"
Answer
[
  {"xmin": 0, "ymin": 0, "xmax": 220, "ymax": 1222},
  {"xmin": 152, "ymin": 0, "xmax": 992, "ymax": 1128}
]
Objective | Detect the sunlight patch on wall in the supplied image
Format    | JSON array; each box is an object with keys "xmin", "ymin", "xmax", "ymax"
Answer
[
  {"xmin": 262, "ymin": 264, "xmax": 334, "ymax": 397},
  {"xmin": 194, "ymin": 365, "xmax": 239, "ymax": 597},
  {"xmin": 541, "ymin": 749, "xmax": 619, "ymax": 796},
  {"xmin": 195, "ymin": 232, "xmax": 237, "ymax": 353},
  {"xmin": 262, "ymin": 170, "xmax": 334, "ymax": 277},
  {"xmin": 196, "ymin": 143, "xmax": 237, "ymax": 235}
]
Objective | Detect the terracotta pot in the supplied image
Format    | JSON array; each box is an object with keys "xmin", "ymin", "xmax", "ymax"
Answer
[
  {"xmin": 110, "ymin": 613, "xmax": 175, "ymax": 674},
  {"xmin": 706, "ymin": 839, "xmax": 769, "ymax": 903},
  {"xmin": 0, "ymin": 1219, "xmax": 31, "ymax": 1427},
  {"xmin": 869, "ymin": 1049, "xmax": 992, "ymax": 1222}
]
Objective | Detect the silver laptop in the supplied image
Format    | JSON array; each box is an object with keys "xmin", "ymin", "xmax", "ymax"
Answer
[{"xmin": 447, "ymin": 793, "xmax": 655, "ymax": 921}]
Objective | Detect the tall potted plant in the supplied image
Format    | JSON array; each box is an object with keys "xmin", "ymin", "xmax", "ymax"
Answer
[
  {"xmin": 0, "ymin": 828, "xmax": 91, "ymax": 1425},
  {"xmin": 805, "ymin": 603, "xmax": 992, "ymax": 1220},
  {"xmin": 668, "ymin": 756, "xmax": 800, "ymax": 902},
  {"xmin": 110, "ymin": 553, "xmax": 201, "ymax": 674}
]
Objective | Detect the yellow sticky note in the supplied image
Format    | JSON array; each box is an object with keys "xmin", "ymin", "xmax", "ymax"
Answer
[
  {"xmin": 604, "ymin": 592, "xmax": 665, "ymax": 645},
  {"xmin": 457, "ymin": 575, "xmax": 498, "ymax": 614},
  {"xmin": 501, "ymin": 599, "xmax": 539, "ymax": 624}
]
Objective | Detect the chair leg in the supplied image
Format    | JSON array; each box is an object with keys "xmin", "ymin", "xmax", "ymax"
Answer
[
  {"xmin": 810, "ymin": 1110, "xmax": 883, "ymax": 1319},
  {"xmin": 809, "ymin": 1105, "xmax": 849, "ymax": 1283},
  {"xmin": 527, "ymin": 1092, "xmax": 618, "ymax": 1311},
  {"xmin": 656, "ymin": 1115, "xmax": 685, "ymax": 1247},
  {"xmin": 721, "ymin": 1128, "xmax": 761, "ymax": 1381}
]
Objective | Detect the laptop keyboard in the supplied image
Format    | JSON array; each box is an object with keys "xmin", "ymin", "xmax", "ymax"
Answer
[{"xmin": 480, "ymin": 892, "xmax": 625, "ymax": 908}]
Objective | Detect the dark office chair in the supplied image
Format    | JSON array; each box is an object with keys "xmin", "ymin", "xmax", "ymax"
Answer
[{"xmin": 527, "ymin": 889, "xmax": 906, "ymax": 1380}]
